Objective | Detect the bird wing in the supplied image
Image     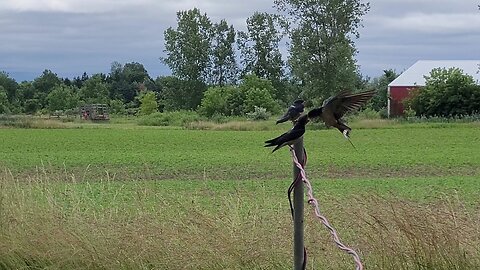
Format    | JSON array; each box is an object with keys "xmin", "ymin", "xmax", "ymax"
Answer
[
  {"xmin": 269, "ymin": 128, "xmax": 305, "ymax": 152},
  {"xmin": 264, "ymin": 131, "xmax": 287, "ymax": 145},
  {"xmin": 307, "ymin": 107, "xmax": 323, "ymax": 119},
  {"xmin": 324, "ymin": 90, "xmax": 376, "ymax": 119},
  {"xmin": 264, "ymin": 127, "xmax": 304, "ymax": 147}
]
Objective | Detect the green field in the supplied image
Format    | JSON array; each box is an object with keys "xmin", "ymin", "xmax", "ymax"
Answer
[
  {"xmin": 2, "ymin": 125, "xmax": 479, "ymax": 179},
  {"xmin": 1, "ymin": 122, "xmax": 480, "ymax": 269}
]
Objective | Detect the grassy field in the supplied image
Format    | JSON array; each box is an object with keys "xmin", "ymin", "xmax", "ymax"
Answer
[
  {"xmin": 1, "ymin": 120, "xmax": 480, "ymax": 269},
  {"xmin": 1, "ymin": 124, "xmax": 479, "ymax": 179}
]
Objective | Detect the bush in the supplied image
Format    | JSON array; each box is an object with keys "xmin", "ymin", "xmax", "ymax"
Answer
[
  {"xmin": 198, "ymin": 75, "xmax": 280, "ymax": 118},
  {"xmin": 139, "ymin": 91, "xmax": 158, "ymax": 115},
  {"xmin": 109, "ymin": 99, "xmax": 126, "ymax": 115},
  {"xmin": 198, "ymin": 86, "xmax": 235, "ymax": 117},
  {"xmin": 244, "ymin": 87, "xmax": 279, "ymax": 114},
  {"xmin": 137, "ymin": 110, "xmax": 202, "ymax": 126},
  {"xmin": 246, "ymin": 106, "xmax": 271, "ymax": 121},
  {"xmin": 405, "ymin": 68, "xmax": 480, "ymax": 117}
]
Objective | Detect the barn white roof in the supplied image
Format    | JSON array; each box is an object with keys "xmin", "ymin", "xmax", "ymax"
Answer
[{"xmin": 388, "ymin": 60, "xmax": 480, "ymax": 87}]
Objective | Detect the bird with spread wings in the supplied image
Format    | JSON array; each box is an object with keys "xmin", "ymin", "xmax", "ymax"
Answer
[
  {"xmin": 264, "ymin": 90, "xmax": 375, "ymax": 152},
  {"xmin": 307, "ymin": 90, "xmax": 376, "ymax": 138}
]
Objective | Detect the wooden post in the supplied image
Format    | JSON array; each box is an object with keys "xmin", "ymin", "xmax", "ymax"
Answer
[{"xmin": 293, "ymin": 137, "xmax": 305, "ymax": 270}]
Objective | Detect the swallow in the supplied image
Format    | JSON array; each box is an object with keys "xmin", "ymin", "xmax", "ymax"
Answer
[
  {"xmin": 307, "ymin": 90, "xmax": 375, "ymax": 139},
  {"xmin": 265, "ymin": 114, "xmax": 309, "ymax": 153},
  {"xmin": 276, "ymin": 99, "xmax": 305, "ymax": 124}
]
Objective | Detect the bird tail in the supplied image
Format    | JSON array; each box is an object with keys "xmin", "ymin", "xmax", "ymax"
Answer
[
  {"xmin": 337, "ymin": 122, "xmax": 351, "ymax": 139},
  {"xmin": 339, "ymin": 126, "xmax": 358, "ymax": 152},
  {"xmin": 264, "ymin": 138, "xmax": 277, "ymax": 145},
  {"xmin": 346, "ymin": 137, "xmax": 358, "ymax": 152},
  {"xmin": 271, "ymin": 144, "xmax": 283, "ymax": 153}
]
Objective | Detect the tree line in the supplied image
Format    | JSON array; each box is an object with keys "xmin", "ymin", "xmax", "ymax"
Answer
[{"xmin": 1, "ymin": 0, "xmax": 399, "ymax": 117}]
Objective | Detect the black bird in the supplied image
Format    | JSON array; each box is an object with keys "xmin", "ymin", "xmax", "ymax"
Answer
[
  {"xmin": 307, "ymin": 90, "xmax": 375, "ymax": 139},
  {"xmin": 276, "ymin": 99, "xmax": 305, "ymax": 124},
  {"xmin": 265, "ymin": 114, "xmax": 309, "ymax": 153}
]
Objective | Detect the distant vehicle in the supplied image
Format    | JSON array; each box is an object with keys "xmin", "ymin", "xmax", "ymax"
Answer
[{"xmin": 80, "ymin": 104, "xmax": 109, "ymax": 120}]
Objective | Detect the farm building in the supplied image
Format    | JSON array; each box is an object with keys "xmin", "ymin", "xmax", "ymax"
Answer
[{"xmin": 387, "ymin": 60, "xmax": 480, "ymax": 117}]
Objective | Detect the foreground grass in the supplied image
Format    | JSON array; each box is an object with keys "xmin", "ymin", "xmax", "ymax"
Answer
[
  {"xmin": 1, "ymin": 172, "xmax": 479, "ymax": 269},
  {"xmin": 1, "ymin": 123, "xmax": 479, "ymax": 269}
]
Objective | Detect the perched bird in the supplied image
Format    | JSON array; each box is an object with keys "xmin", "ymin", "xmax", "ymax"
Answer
[
  {"xmin": 276, "ymin": 99, "xmax": 305, "ymax": 124},
  {"xmin": 265, "ymin": 114, "xmax": 309, "ymax": 153},
  {"xmin": 307, "ymin": 90, "xmax": 375, "ymax": 139}
]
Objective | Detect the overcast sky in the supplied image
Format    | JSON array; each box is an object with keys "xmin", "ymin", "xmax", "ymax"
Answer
[{"xmin": 1, "ymin": 0, "xmax": 479, "ymax": 82}]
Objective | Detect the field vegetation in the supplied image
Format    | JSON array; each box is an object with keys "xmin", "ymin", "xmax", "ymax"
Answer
[{"xmin": 0, "ymin": 118, "xmax": 479, "ymax": 269}]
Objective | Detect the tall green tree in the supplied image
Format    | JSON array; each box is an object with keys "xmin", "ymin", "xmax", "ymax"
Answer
[
  {"xmin": 237, "ymin": 12, "xmax": 286, "ymax": 86},
  {"xmin": 108, "ymin": 62, "xmax": 151, "ymax": 102},
  {"xmin": 72, "ymin": 72, "xmax": 89, "ymax": 88},
  {"xmin": 275, "ymin": 0, "xmax": 370, "ymax": 103},
  {"xmin": 32, "ymin": 69, "xmax": 62, "ymax": 109},
  {"xmin": 162, "ymin": 8, "xmax": 213, "ymax": 82},
  {"xmin": 17, "ymin": 81, "xmax": 37, "ymax": 113},
  {"xmin": 79, "ymin": 74, "xmax": 109, "ymax": 104},
  {"xmin": 368, "ymin": 69, "xmax": 399, "ymax": 111},
  {"xmin": 209, "ymin": 20, "xmax": 238, "ymax": 86},
  {"xmin": 46, "ymin": 85, "xmax": 79, "ymax": 112},
  {"xmin": 155, "ymin": 76, "xmax": 207, "ymax": 111},
  {"xmin": 0, "ymin": 86, "xmax": 11, "ymax": 114},
  {"xmin": 0, "ymin": 72, "xmax": 18, "ymax": 106}
]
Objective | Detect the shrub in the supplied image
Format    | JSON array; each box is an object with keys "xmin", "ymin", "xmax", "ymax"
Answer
[
  {"xmin": 46, "ymin": 85, "xmax": 78, "ymax": 112},
  {"xmin": 405, "ymin": 68, "xmax": 480, "ymax": 117},
  {"xmin": 109, "ymin": 99, "xmax": 126, "ymax": 115},
  {"xmin": 246, "ymin": 106, "xmax": 271, "ymax": 121},
  {"xmin": 139, "ymin": 91, "xmax": 158, "ymax": 115},
  {"xmin": 137, "ymin": 110, "xmax": 201, "ymax": 126},
  {"xmin": 198, "ymin": 86, "xmax": 235, "ymax": 117},
  {"xmin": 198, "ymin": 75, "xmax": 280, "ymax": 118},
  {"xmin": 244, "ymin": 87, "xmax": 279, "ymax": 114}
]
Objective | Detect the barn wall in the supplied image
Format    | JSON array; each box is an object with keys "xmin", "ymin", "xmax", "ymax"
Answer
[{"xmin": 389, "ymin": 86, "xmax": 418, "ymax": 117}]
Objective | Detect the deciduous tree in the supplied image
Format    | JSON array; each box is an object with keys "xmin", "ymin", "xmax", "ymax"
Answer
[
  {"xmin": 32, "ymin": 69, "xmax": 62, "ymax": 108},
  {"xmin": 162, "ymin": 8, "xmax": 213, "ymax": 82},
  {"xmin": 275, "ymin": 0, "xmax": 369, "ymax": 103},
  {"xmin": 79, "ymin": 74, "xmax": 109, "ymax": 104},
  {"xmin": 47, "ymin": 85, "xmax": 79, "ymax": 112},
  {"xmin": 368, "ymin": 69, "xmax": 399, "ymax": 112},
  {"xmin": 209, "ymin": 20, "xmax": 238, "ymax": 86},
  {"xmin": 237, "ymin": 12, "xmax": 286, "ymax": 87}
]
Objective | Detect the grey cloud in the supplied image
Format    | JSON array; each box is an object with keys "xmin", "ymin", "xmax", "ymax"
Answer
[
  {"xmin": 356, "ymin": 0, "xmax": 480, "ymax": 77},
  {"xmin": 1, "ymin": 0, "xmax": 480, "ymax": 81}
]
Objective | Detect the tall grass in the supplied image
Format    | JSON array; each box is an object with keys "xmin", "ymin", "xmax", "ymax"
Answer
[
  {"xmin": 1, "ymin": 170, "xmax": 479, "ymax": 269},
  {"xmin": 0, "ymin": 115, "xmax": 72, "ymax": 129}
]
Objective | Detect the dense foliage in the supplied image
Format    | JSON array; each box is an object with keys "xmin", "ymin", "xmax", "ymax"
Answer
[
  {"xmin": 405, "ymin": 68, "xmax": 480, "ymax": 117},
  {"xmin": 274, "ymin": 0, "xmax": 370, "ymax": 103},
  {"xmin": 0, "ymin": 2, "xmax": 411, "ymax": 119},
  {"xmin": 8, "ymin": 4, "xmax": 478, "ymax": 120}
]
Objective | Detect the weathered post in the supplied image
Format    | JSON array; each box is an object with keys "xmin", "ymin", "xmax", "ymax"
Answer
[{"xmin": 293, "ymin": 137, "xmax": 305, "ymax": 270}]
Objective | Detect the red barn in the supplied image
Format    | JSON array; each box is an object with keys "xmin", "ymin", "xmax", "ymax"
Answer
[{"xmin": 387, "ymin": 60, "xmax": 480, "ymax": 117}]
